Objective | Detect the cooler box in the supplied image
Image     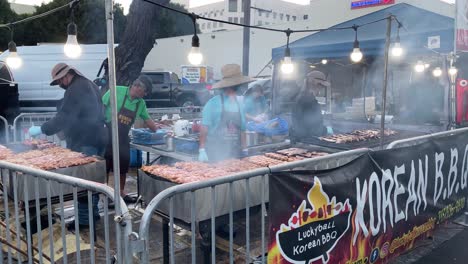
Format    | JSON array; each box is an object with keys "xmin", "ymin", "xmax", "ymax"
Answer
[{"xmin": 130, "ymin": 149, "xmax": 142, "ymax": 168}]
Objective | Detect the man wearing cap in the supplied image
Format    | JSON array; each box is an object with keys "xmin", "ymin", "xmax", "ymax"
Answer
[
  {"xmin": 102, "ymin": 75, "xmax": 159, "ymax": 203},
  {"xmin": 198, "ymin": 64, "xmax": 253, "ymax": 162},
  {"xmin": 28, "ymin": 62, "xmax": 106, "ymax": 231},
  {"xmin": 291, "ymin": 71, "xmax": 330, "ymax": 139}
]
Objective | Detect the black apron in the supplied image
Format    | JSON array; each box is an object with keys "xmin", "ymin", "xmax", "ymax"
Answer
[
  {"xmin": 205, "ymin": 96, "xmax": 242, "ymax": 162},
  {"xmin": 105, "ymin": 94, "xmax": 140, "ymax": 174}
]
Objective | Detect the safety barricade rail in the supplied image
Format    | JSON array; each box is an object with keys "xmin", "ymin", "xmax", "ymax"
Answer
[
  {"xmin": 135, "ymin": 148, "xmax": 368, "ymax": 264},
  {"xmin": 386, "ymin": 127, "xmax": 468, "ymax": 149},
  {"xmin": 0, "ymin": 116, "xmax": 9, "ymax": 144},
  {"xmin": 12, "ymin": 112, "xmax": 63, "ymax": 144},
  {"xmin": 0, "ymin": 161, "xmax": 132, "ymax": 264},
  {"xmin": 147, "ymin": 107, "xmax": 203, "ymax": 121}
]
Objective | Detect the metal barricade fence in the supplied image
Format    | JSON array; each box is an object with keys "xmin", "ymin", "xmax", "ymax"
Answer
[
  {"xmin": 0, "ymin": 161, "xmax": 132, "ymax": 264},
  {"xmin": 386, "ymin": 127, "xmax": 468, "ymax": 149},
  {"xmin": 135, "ymin": 148, "xmax": 368, "ymax": 264},
  {"xmin": 12, "ymin": 113, "xmax": 64, "ymax": 144},
  {"xmin": 0, "ymin": 116, "xmax": 9, "ymax": 144},
  {"xmin": 147, "ymin": 107, "xmax": 203, "ymax": 121}
]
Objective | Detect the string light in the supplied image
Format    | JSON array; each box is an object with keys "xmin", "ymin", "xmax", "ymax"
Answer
[
  {"xmin": 414, "ymin": 60, "xmax": 425, "ymax": 73},
  {"xmin": 5, "ymin": 28, "xmax": 22, "ymax": 69},
  {"xmin": 350, "ymin": 25, "xmax": 363, "ymax": 63},
  {"xmin": 448, "ymin": 66, "xmax": 458, "ymax": 76},
  {"xmin": 391, "ymin": 22, "xmax": 403, "ymax": 57},
  {"xmin": 64, "ymin": 2, "xmax": 81, "ymax": 58},
  {"xmin": 187, "ymin": 14, "xmax": 203, "ymax": 66},
  {"xmin": 281, "ymin": 29, "xmax": 294, "ymax": 75},
  {"xmin": 432, "ymin": 67, "xmax": 442, "ymax": 77}
]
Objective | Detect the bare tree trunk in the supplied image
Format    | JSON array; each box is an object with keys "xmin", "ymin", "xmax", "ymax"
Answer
[{"xmin": 114, "ymin": 0, "xmax": 170, "ymax": 85}]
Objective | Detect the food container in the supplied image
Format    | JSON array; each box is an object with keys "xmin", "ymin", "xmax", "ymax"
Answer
[
  {"xmin": 165, "ymin": 136, "xmax": 174, "ymax": 151},
  {"xmin": 131, "ymin": 128, "xmax": 167, "ymax": 145},
  {"xmin": 246, "ymin": 131, "xmax": 259, "ymax": 147},
  {"xmin": 174, "ymin": 120, "xmax": 190, "ymax": 137}
]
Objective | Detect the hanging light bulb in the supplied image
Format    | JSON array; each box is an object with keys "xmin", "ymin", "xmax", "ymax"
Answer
[
  {"xmin": 448, "ymin": 66, "xmax": 458, "ymax": 76},
  {"xmin": 350, "ymin": 26, "xmax": 363, "ymax": 63},
  {"xmin": 187, "ymin": 35, "xmax": 203, "ymax": 65},
  {"xmin": 432, "ymin": 67, "xmax": 442, "ymax": 77},
  {"xmin": 187, "ymin": 14, "xmax": 203, "ymax": 66},
  {"xmin": 321, "ymin": 59, "xmax": 328, "ymax": 65},
  {"xmin": 391, "ymin": 42, "xmax": 403, "ymax": 57},
  {"xmin": 414, "ymin": 60, "xmax": 425, "ymax": 73},
  {"xmin": 281, "ymin": 29, "xmax": 294, "ymax": 75},
  {"xmin": 6, "ymin": 41, "xmax": 22, "ymax": 69},
  {"xmin": 391, "ymin": 23, "xmax": 403, "ymax": 57},
  {"xmin": 281, "ymin": 55, "xmax": 294, "ymax": 74},
  {"xmin": 64, "ymin": 22, "xmax": 82, "ymax": 58}
]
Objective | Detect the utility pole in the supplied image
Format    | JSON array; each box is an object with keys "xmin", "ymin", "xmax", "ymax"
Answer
[{"xmin": 242, "ymin": 0, "xmax": 251, "ymax": 75}]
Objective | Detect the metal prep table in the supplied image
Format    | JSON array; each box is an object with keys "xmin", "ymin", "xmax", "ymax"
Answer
[{"xmin": 130, "ymin": 143, "xmax": 196, "ymax": 164}]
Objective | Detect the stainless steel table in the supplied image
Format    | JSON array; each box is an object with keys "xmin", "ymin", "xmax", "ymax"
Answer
[{"xmin": 130, "ymin": 143, "xmax": 196, "ymax": 163}]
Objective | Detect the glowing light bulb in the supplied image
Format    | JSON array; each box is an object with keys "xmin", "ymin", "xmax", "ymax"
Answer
[
  {"xmin": 414, "ymin": 61, "xmax": 425, "ymax": 73},
  {"xmin": 432, "ymin": 67, "xmax": 442, "ymax": 77},
  {"xmin": 448, "ymin": 66, "xmax": 458, "ymax": 76},
  {"xmin": 281, "ymin": 57, "xmax": 294, "ymax": 74},
  {"xmin": 391, "ymin": 42, "xmax": 403, "ymax": 57},
  {"xmin": 6, "ymin": 52, "xmax": 22, "ymax": 69},
  {"xmin": 64, "ymin": 23, "xmax": 81, "ymax": 58},
  {"xmin": 321, "ymin": 59, "xmax": 328, "ymax": 65},
  {"xmin": 350, "ymin": 48, "xmax": 363, "ymax": 63},
  {"xmin": 187, "ymin": 46, "xmax": 203, "ymax": 65}
]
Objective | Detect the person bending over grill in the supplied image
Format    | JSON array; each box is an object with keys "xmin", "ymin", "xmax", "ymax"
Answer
[
  {"xmin": 28, "ymin": 62, "xmax": 107, "ymax": 231},
  {"xmin": 198, "ymin": 64, "xmax": 253, "ymax": 162},
  {"xmin": 291, "ymin": 71, "xmax": 330, "ymax": 139},
  {"xmin": 102, "ymin": 75, "xmax": 159, "ymax": 204}
]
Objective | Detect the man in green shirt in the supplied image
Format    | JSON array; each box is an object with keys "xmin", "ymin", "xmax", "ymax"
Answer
[{"xmin": 102, "ymin": 75, "xmax": 159, "ymax": 203}]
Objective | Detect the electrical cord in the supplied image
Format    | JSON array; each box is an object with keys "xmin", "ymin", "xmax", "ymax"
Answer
[
  {"xmin": 0, "ymin": 0, "xmax": 80, "ymax": 28},
  {"xmin": 140, "ymin": 0, "xmax": 401, "ymax": 36}
]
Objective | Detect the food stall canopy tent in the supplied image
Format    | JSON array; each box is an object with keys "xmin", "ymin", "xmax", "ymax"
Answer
[{"xmin": 271, "ymin": 3, "xmax": 454, "ymax": 62}]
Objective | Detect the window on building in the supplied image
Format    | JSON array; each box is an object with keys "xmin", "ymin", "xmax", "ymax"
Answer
[
  {"xmin": 279, "ymin": 13, "xmax": 283, "ymax": 20},
  {"xmin": 213, "ymin": 22, "xmax": 217, "ymax": 28},
  {"xmin": 240, "ymin": 17, "xmax": 244, "ymax": 24},
  {"xmin": 233, "ymin": 17, "xmax": 239, "ymax": 23},
  {"xmin": 266, "ymin": 12, "xmax": 270, "ymax": 18},
  {"xmin": 220, "ymin": 23, "xmax": 224, "ymax": 27},
  {"xmin": 229, "ymin": 0, "xmax": 237, "ymax": 12},
  {"xmin": 292, "ymin": 16, "xmax": 296, "ymax": 21},
  {"xmin": 286, "ymin": 15, "xmax": 290, "ymax": 21},
  {"xmin": 258, "ymin": 11, "xmax": 262, "ymax": 17},
  {"xmin": 214, "ymin": 12, "xmax": 217, "ymax": 17},
  {"xmin": 228, "ymin": 17, "xmax": 233, "ymax": 22},
  {"xmin": 207, "ymin": 22, "xmax": 211, "ymax": 29},
  {"xmin": 273, "ymin": 12, "xmax": 277, "ymax": 19},
  {"xmin": 201, "ymin": 24, "xmax": 205, "ymax": 29},
  {"xmin": 258, "ymin": 20, "xmax": 262, "ymax": 25},
  {"xmin": 265, "ymin": 22, "xmax": 269, "ymax": 25},
  {"xmin": 303, "ymin": 15, "xmax": 309, "ymax": 20}
]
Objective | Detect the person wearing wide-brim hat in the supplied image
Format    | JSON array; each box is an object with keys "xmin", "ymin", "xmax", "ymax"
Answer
[
  {"xmin": 198, "ymin": 64, "xmax": 254, "ymax": 162},
  {"xmin": 28, "ymin": 62, "xmax": 107, "ymax": 230}
]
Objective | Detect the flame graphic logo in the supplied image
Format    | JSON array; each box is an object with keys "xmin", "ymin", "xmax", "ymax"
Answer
[{"xmin": 276, "ymin": 177, "xmax": 352, "ymax": 264}]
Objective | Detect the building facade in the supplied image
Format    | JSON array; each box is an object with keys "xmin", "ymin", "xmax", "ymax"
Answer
[{"xmin": 187, "ymin": 0, "xmax": 309, "ymax": 33}]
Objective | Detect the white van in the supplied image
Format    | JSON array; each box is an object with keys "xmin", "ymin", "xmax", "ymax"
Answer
[{"xmin": 0, "ymin": 44, "xmax": 108, "ymax": 111}]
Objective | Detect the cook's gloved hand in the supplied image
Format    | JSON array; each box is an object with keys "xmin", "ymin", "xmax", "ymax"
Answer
[
  {"xmin": 198, "ymin": 148, "xmax": 209, "ymax": 162},
  {"xmin": 241, "ymin": 149, "xmax": 249, "ymax": 158},
  {"xmin": 326, "ymin": 126, "xmax": 334, "ymax": 135},
  {"xmin": 28, "ymin": 126, "xmax": 43, "ymax": 137}
]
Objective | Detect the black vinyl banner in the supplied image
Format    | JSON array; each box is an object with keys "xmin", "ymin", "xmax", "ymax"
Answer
[{"xmin": 268, "ymin": 132, "xmax": 468, "ymax": 264}]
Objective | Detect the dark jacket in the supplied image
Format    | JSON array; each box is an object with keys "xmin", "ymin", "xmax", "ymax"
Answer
[
  {"xmin": 291, "ymin": 94, "xmax": 326, "ymax": 139},
  {"xmin": 41, "ymin": 75, "xmax": 106, "ymax": 151}
]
